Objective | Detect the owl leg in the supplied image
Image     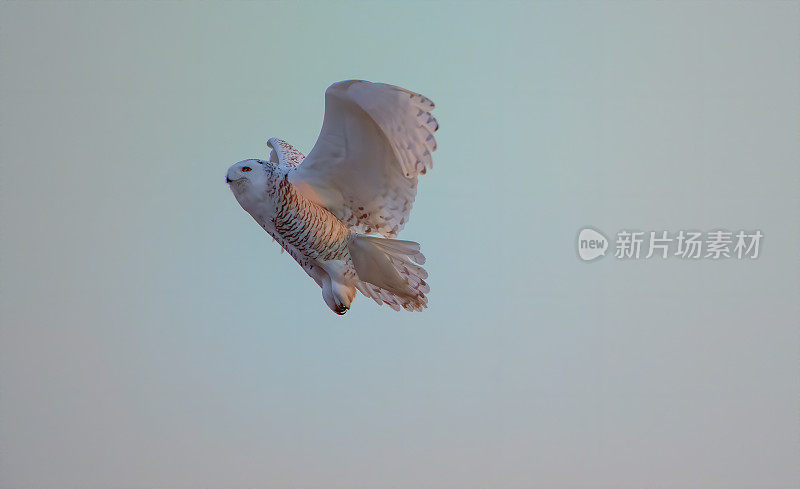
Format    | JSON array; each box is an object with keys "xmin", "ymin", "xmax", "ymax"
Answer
[
  {"xmin": 320, "ymin": 277, "xmax": 345, "ymax": 315},
  {"xmin": 320, "ymin": 260, "xmax": 357, "ymax": 315}
]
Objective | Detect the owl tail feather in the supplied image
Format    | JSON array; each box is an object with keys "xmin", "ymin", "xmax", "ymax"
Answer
[{"xmin": 348, "ymin": 235, "xmax": 429, "ymax": 312}]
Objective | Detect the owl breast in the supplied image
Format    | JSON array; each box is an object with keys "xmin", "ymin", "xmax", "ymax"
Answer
[{"xmin": 271, "ymin": 177, "xmax": 352, "ymax": 262}]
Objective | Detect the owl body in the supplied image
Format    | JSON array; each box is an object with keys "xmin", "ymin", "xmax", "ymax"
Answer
[
  {"xmin": 226, "ymin": 80, "xmax": 437, "ymax": 314},
  {"xmin": 270, "ymin": 175, "xmax": 352, "ymax": 263},
  {"xmin": 229, "ymin": 160, "xmax": 360, "ymax": 314}
]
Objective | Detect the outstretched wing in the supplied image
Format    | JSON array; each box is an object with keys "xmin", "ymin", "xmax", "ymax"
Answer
[
  {"xmin": 288, "ymin": 80, "xmax": 438, "ymax": 238},
  {"xmin": 268, "ymin": 137, "xmax": 305, "ymax": 169}
]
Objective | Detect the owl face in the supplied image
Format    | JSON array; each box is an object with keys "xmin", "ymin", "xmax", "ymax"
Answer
[{"xmin": 225, "ymin": 159, "xmax": 269, "ymax": 186}]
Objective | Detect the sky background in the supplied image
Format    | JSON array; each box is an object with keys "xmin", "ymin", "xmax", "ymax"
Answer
[{"xmin": 1, "ymin": 1, "xmax": 798, "ymax": 488}]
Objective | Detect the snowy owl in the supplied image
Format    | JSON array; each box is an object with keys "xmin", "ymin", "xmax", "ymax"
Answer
[{"xmin": 226, "ymin": 80, "xmax": 438, "ymax": 315}]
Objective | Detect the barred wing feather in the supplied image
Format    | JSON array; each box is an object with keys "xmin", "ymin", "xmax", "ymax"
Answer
[{"xmin": 268, "ymin": 137, "xmax": 305, "ymax": 169}]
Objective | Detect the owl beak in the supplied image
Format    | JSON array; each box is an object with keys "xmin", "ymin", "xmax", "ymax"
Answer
[{"xmin": 225, "ymin": 176, "xmax": 232, "ymax": 183}]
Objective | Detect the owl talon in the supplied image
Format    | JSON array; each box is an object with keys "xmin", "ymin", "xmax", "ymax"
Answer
[{"xmin": 334, "ymin": 304, "xmax": 348, "ymax": 315}]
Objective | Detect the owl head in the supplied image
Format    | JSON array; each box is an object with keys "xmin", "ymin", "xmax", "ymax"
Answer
[{"xmin": 225, "ymin": 159, "xmax": 271, "ymax": 187}]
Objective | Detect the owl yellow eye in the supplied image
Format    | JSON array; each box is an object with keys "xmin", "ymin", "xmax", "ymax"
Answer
[{"xmin": 241, "ymin": 166, "xmax": 252, "ymax": 172}]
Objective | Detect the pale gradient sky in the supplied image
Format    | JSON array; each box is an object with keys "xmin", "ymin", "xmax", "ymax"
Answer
[{"xmin": 1, "ymin": 1, "xmax": 798, "ymax": 488}]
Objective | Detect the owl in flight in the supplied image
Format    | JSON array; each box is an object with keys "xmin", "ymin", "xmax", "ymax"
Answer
[{"xmin": 226, "ymin": 80, "xmax": 438, "ymax": 315}]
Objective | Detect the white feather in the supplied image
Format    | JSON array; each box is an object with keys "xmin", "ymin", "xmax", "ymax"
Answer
[{"xmin": 287, "ymin": 80, "xmax": 438, "ymax": 238}]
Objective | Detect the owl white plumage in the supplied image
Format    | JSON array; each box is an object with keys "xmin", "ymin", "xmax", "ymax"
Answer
[{"xmin": 226, "ymin": 80, "xmax": 438, "ymax": 315}]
